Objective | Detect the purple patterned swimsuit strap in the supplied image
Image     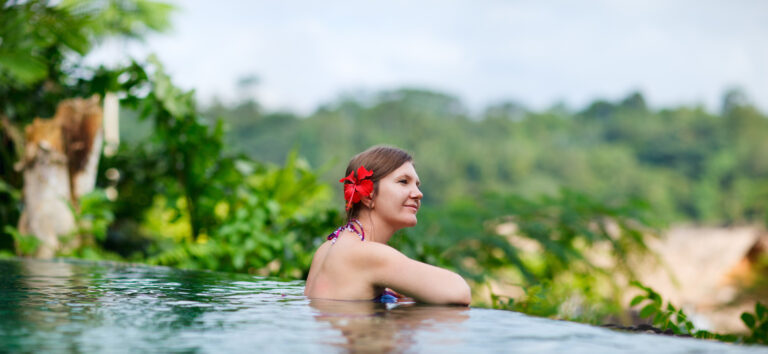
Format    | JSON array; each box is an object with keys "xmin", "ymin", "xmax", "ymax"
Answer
[{"xmin": 327, "ymin": 219, "xmax": 365, "ymax": 244}]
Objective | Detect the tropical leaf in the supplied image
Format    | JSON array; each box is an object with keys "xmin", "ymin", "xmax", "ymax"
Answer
[
  {"xmin": 742, "ymin": 313, "xmax": 756, "ymax": 329},
  {"xmin": 0, "ymin": 52, "xmax": 47, "ymax": 84}
]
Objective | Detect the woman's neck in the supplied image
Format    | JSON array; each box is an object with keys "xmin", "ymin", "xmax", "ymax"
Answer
[{"xmin": 354, "ymin": 211, "xmax": 397, "ymax": 244}]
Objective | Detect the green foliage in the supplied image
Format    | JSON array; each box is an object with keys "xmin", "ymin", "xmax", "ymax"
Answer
[
  {"xmin": 59, "ymin": 0, "xmax": 175, "ymax": 39},
  {"xmin": 741, "ymin": 302, "xmax": 768, "ymax": 344},
  {"xmin": 491, "ymin": 282, "xmax": 574, "ymax": 319},
  {"xmin": 133, "ymin": 55, "xmax": 225, "ymax": 240},
  {"xmin": 630, "ymin": 281, "xmax": 696, "ymax": 335},
  {"xmin": 0, "ymin": 0, "xmax": 172, "ymax": 85},
  {"xmin": 3, "ymin": 225, "xmax": 40, "ymax": 256},
  {"xmin": 212, "ymin": 89, "xmax": 768, "ymax": 228},
  {"xmin": 489, "ymin": 274, "xmax": 627, "ymax": 324},
  {"xmin": 0, "ymin": 178, "xmax": 20, "ymax": 200},
  {"xmin": 0, "ymin": 0, "xmax": 173, "ymax": 118},
  {"xmin": 0, "ymin": 178, "xmax": 21, "ymax": 250},
  {"xmin": 145, "ymin": 153, "xmax": 339, "ymax": 278},
  {"xmin": 629, "ymin": 281, "xmax": 768, "ymax": 344},
  {"xmin": 89, "ymin": 57, "xmax": 340, "ymax": 277},
  {"xmin": 72, "ymin": 189, "xmax": 115, "ymax": 242}
]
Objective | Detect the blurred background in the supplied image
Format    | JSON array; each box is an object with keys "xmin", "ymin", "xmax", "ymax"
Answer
[{"xmin": 1, "ymin": 0, "xmax": 767, "ymax": 341}]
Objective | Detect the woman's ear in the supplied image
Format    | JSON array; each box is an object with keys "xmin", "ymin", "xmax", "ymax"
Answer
[{"xmin": 362, "ymin": 193, "xmax": 375, "ymax": 209}]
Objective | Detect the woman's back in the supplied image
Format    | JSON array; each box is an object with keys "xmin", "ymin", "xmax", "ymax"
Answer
[{"xmin": 304, "ymin": 232, "xmax": 383, "ymax": 300}]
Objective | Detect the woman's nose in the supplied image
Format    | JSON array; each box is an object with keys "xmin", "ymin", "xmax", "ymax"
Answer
[{"xmin": 412, "ymin": 187, "xmax": 423, "ymax": 200}]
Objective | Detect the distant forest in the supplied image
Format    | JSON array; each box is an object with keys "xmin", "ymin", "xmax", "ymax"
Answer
[{"xmin": 177, "ymin": 89, "xmax": 767, "ymax": 226}]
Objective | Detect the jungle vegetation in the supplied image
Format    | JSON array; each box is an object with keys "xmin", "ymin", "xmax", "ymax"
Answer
[{"xmin": 1, "ymin": 0, "xmax": 767, "ymax": 343}]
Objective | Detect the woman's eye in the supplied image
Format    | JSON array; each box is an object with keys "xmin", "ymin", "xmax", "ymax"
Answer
[{"xmin": 399, "ymin": 180, "xmax": 407, "ymax": 184}]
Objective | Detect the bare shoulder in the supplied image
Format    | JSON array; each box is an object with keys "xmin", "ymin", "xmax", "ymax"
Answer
[
  {"xmin": 308, "ymin": 240, "xmax": 332, "ymax": 267},
  {"xmin": 307, "ymin": 235, "xmax": 396, "ymax": 272},
  {"xmin": 347, "ymin": 240, "xmax": 407, "ymax": 267}
]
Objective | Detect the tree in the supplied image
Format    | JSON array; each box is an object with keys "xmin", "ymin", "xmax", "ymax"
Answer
[{"xmin": 0, "ymin": 0, "xmax": 173, "ymax": 253}]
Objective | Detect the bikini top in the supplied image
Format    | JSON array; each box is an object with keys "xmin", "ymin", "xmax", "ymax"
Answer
[
  {"xmin": 374, "ymin": 289, "xmax": 400, "ymax": 303},
  {"xmin": 327, "ymin": 219, "xmax": 366, "ymax": 244}
]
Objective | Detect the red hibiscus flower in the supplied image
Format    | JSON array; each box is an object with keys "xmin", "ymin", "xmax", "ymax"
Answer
[{"xmin": 339, "ymin": 166, "xmax": 374, "ymax": 210}]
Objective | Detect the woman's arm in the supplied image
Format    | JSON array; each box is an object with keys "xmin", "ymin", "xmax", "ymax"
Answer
[{"xmin": 358, "ymin": 242, "xmax": 471, "ymax": 306}]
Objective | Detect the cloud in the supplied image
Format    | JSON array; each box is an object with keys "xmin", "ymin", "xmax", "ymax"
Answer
[{"xmin": 86, "ymin": 0, "xmax": 768, "ymax": 113}]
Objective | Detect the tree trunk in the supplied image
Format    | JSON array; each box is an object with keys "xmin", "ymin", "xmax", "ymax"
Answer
[
  {"xmin": 17, "ymin": 96, "xmax": 103, "ymax": 258},
  {"xmin": 18, "ymin": 117, "xmax": 75, "ymax": 258}
]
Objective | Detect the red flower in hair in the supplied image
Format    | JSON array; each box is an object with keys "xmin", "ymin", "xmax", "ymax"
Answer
[{"xmin": 339, "ymin": 166, "xmax": 374, "ymax": 210}]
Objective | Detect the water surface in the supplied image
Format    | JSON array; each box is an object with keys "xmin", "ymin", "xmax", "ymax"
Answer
[{"xmin": 0, "ymin": 258, "xmax": 764, "ymax": 353}]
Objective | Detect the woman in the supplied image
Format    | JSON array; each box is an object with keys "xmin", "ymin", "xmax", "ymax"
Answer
[{"xmin": 304, "ymin": 146, "xmax": 471, "ymax": 305}]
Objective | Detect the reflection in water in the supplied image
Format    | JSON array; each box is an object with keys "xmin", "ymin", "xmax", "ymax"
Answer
[
  {"xmin": 4, "ymin": 259, "xmax": 759, "ymax": 353},
  {"xmin": 20, "ymin": 259, "xmax": 87, "ymax": 325},
  {"xmin": 1, "ymin": 259, "xmax": 233, "ymax": 351},
  {"xmin": 1, "ymin": 260, "xmax": 91, "ymax": 352},
  {"xmin": 310, "ymin": 299, "xmax": 469, "ymax": 353}
]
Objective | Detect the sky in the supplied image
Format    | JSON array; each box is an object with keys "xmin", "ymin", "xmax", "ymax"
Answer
[{"xmin": 87, "ymin": 0, "xmax": 768, "ymax": 115}]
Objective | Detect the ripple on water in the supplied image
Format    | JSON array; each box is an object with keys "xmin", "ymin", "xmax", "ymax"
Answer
[{"xmin": 1, "ymin": 258, "xmax": 766, "ymax": 353}]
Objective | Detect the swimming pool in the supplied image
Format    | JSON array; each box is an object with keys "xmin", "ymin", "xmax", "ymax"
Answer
[{"xmin": 0, "ymin": 258, "xmax": 763, "ymax": 353}]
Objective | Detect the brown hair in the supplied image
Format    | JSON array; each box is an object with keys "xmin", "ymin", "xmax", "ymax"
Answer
[{"xmin": 344, "ymin": 145, "xmax": 413, "ymax": 221}]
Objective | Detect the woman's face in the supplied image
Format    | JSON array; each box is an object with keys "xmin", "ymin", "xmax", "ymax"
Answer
[{"xmin": 372, "ymin": 162, "xmax": 423, "ymax": 228}]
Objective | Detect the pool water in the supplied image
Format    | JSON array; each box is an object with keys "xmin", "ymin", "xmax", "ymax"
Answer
[{"xmin": 0, "ymin": 258, "xmax": 764, "ymax": 353}]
